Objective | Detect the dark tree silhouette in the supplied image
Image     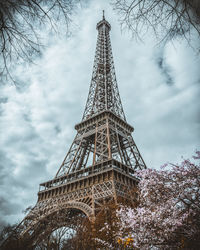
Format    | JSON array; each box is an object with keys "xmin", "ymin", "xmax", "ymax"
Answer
[
  {"xmin": 0, "ymin": 0, "xmax": 78, "ymax": 84},
  {"xmin": 0, "ymin": 207, "xmax": 92, "ymax": 250},
  {"xmin": 112, "ymin": 0, "xmax": 200, "ymax": 47}
]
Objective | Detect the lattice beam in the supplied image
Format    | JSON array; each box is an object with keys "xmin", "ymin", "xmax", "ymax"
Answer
[{"xmin": 8, "ymin": 14, "xmax": 148, "ymax": 247}]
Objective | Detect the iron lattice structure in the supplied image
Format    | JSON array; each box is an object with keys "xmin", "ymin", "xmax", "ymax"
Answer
[{"xmin": 17, "ymin": 13, "xmax": 146, "ymax": 243}]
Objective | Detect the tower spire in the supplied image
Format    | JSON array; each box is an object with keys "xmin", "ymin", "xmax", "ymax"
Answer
[{"xmin": 82, "ymin": 15, "xmax": 126, "ymax": 121}]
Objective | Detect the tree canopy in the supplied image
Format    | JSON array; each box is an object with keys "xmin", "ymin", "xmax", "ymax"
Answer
[
  {"xmin": 0, "ymin": 0, "xmax": 77, "ymax": 83},
  {"xmin": 112, "ymin": 0, "xmax": 200, "ymax": 47},
  {"xmin": 117, "ymin": 151, "xmax": 200, "ymax": 249}
]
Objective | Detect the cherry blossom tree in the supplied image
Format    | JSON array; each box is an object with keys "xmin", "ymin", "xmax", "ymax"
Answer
[{"xmin": 117, "ymin": 151, "xmax": 200, "ymax": 249}]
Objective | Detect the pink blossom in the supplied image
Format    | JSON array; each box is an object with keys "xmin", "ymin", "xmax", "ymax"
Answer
[{"xmin": 117, "ymin": 151, "xmax": 200, "ymax": 249}]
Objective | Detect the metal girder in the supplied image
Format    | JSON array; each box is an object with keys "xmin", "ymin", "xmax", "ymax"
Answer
[
  {"xmin": 55, "ymin": 113, "xmax": 146, "ymax": 177},
  {"xmin": 15, "ymin": 15, "xmax": 147, "ymax": 244},
  {"xmin": 82, "ymin": 15, "xmax": 126, "ymax": 121}
]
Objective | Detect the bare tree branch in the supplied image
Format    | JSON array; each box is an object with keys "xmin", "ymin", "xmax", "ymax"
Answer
[
  {"xmin": 112, "ymin": 0, "xmax": 200, "ymax": 49},
  {"xmin": 0, "ymin": 0, "xmax": 79, "ymax": 84}
]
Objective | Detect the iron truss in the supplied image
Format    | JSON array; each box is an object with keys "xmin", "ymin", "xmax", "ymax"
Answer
[
  {"xmin": 14, "ymin": 14, "xmax": 147, "ymax": 244},
  {"xmin": 82, "ymin": 16, "xmax": 126, "ymax": 121}
]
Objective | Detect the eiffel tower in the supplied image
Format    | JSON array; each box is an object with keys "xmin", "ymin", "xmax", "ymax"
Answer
[{"xmin": 17, "ymin": 12, "xmax": 146, "ymax": 243}]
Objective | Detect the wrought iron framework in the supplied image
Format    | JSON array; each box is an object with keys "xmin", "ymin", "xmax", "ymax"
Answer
[
  {"xmin": 82, "ymin": 15, "xmax": 125, "ymax": 121},
  {"xmin": 16, "ymin": 13, "xmax": 147, "ymax": 243}
]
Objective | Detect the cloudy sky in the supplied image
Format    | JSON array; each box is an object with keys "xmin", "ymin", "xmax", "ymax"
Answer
[{"xmin": 0, "ymin": 0, "xmax": 200, "ymax": 227}]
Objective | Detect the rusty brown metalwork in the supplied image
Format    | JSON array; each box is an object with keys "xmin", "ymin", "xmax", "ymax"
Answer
[{"xmin": 18, "ymin": 13, "xmax": 147, "ymax": 242}]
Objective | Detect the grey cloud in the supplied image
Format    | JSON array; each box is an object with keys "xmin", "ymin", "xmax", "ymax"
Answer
[
  {"xmin": 0, "ymin": 97, "xmax": 8, "ymax": 104},
  {"xmin": 0, "ymin": 0, "xmax": 199, "ymax": 226},
  {"xmin": 156, "ymin": 56, "xmax": 174, "ymax": 85},
  {"xmin": 0, "ymin": 197, "xmax": 21, "ymax": 216}
]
